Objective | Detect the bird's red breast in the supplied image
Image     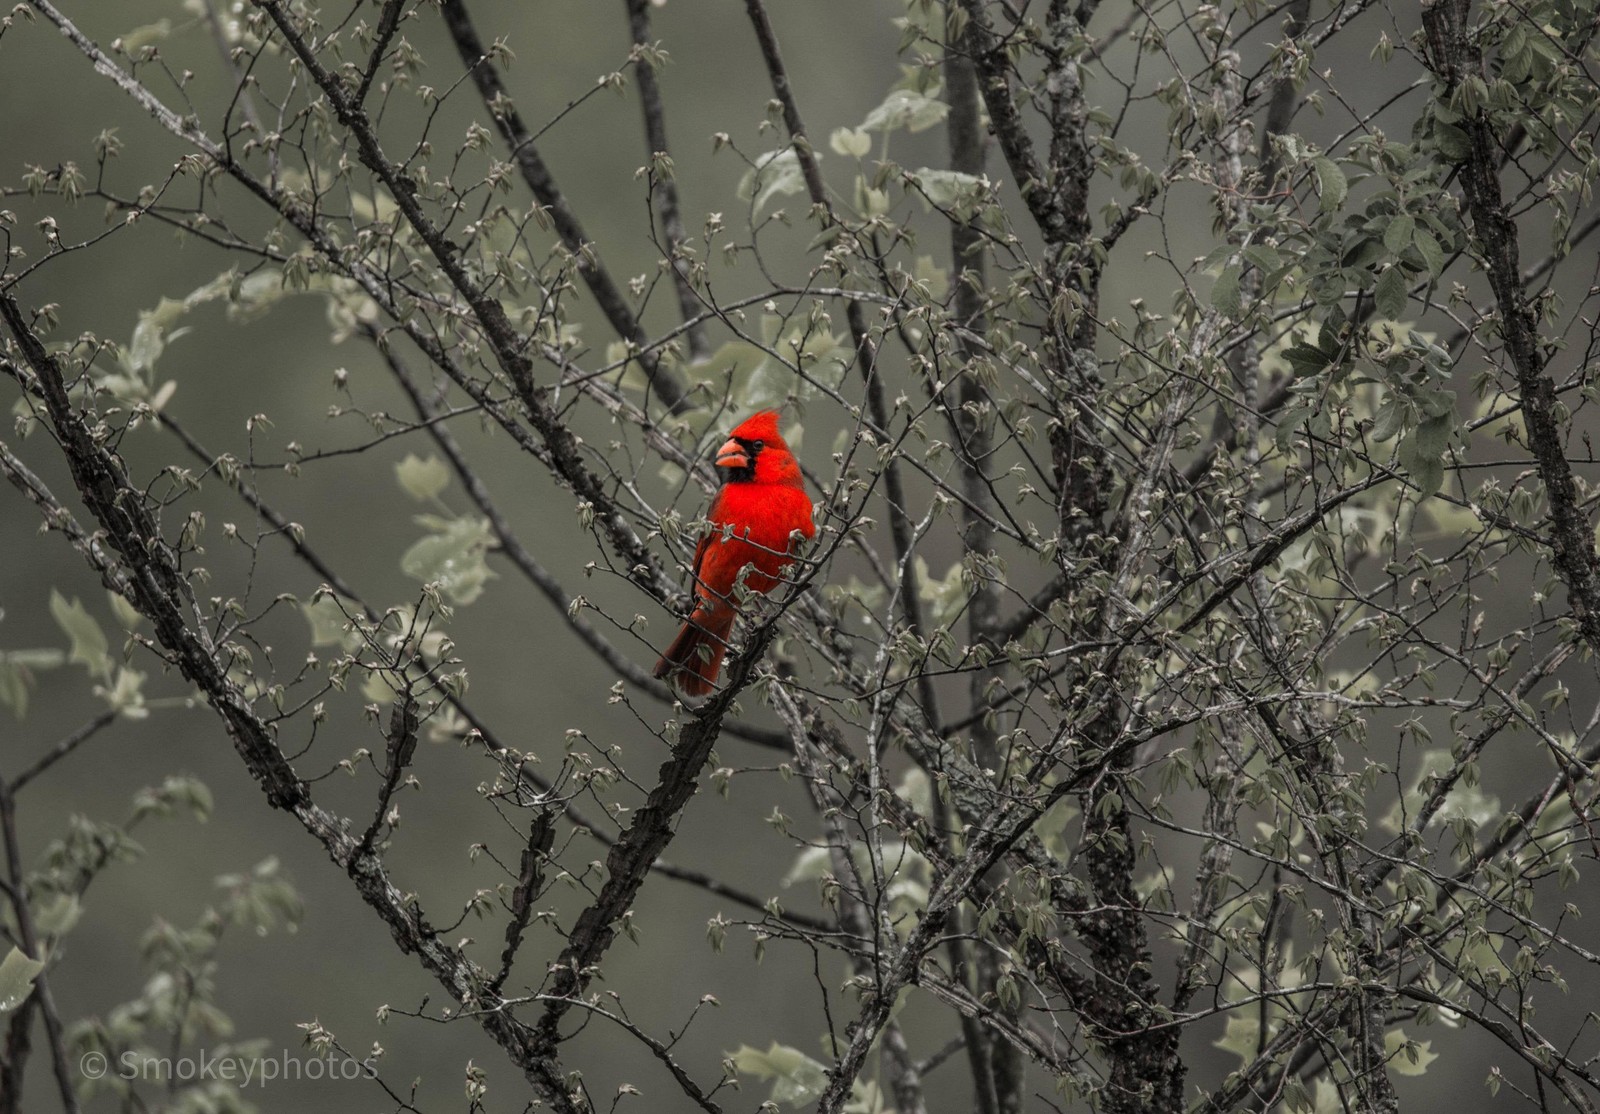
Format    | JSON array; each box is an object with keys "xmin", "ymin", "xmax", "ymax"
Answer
[{"xmin": 693, "ymin": 410, "xmax": 813, "ymax": 604}]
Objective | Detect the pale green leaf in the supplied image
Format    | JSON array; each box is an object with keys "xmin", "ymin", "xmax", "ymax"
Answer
[
  {"xmin": 395, "ymin": 453, "xmax": 450, "ymax": 502},
  {"xmin": 0, "ymin": 660, "xmax": 29, "ymax": 720},
  {"xmin": 781, "ymin": 846, "xmax": 833, "ymax": 888},
  {"xmin": 914, "ymin": 556, "xmax": 967, "ymax": 626},
  {"xmin": 0, "ymin": 649, "xmax": 63, "ymax": 720},
  {"xmin": 686, "ymin": 340, "xmax": 768, "ymax": 383},
  {"xmin": 912, "ymin": 255, "xmax": 949, "ymax": 300},
  {"xmin": 107, "ymin": 590, "xmax": 143, "ymax": 631},
  {"xmin": 49, "ymin": 590, "xmax": 110, "ymax": 680},
  {"xmin": 0, "ymin": 949, "xmax": 44, "ymax": 1012},
  {"xmin": 227, "ymin": 269, "xmax": 290, "ymax": 321},
  {"xmin": 829, "ymin": 127, "xmax": 871, "ymax": 157},
  {"xmin": 907, "ymin": 168, "xmax": 986, "ymax": 219},
  {"xmin": 363, "ymin": 669, "xmax": 403, "ymax": 706},
  {"xmin": 605, "ymin": 340, "xmax": 652, "ymax": 393},
  {"xmin": 101, "ymin": 666, "xmax": 148, "ymax": 719},
  {"xmin": 4, "ymin": 650, "xmax": 65, "ymax": 670},
  {"xmin": 1385, "ymin": 1028, "xmax": 1439, "ymax": 1076},
  {"xmin": 853, "ymin": 174, "xmax": 890, "ymax": 217},
  {"xmin": 126, "ymin": 311, "xmax": 172, "ymax": 374},
  {"xmin": 861, "ymin": 88, "xmax": 949, "ymax": 133},
  {"xmin": 33, "ymin": 894, "xmax": 83, "ymax": 938},
  {"xmin": 400, "ymin": 517, "xmax": 496, "ymax": 605},
  {"xmin": 741, "ymin": 357, "xmax": 797, "ymax": 412},
  {"xmin": 302, "ymin": 594, "xmax": 359, "ymax": 649},
  {"xmin": 1213, "ymin": 1014, "xmax": 1260, "ymax": 1064},
  {"xmin": 738, "ymin": 148, "xmax": 809, "ymax": 215},
  {"xmin": 118, "ymin": 19, "xmax": 172, "ymax": 52},
  {"xmin": 729, "ymin": 1042, "xmax": 829, "ymax": 1107}
]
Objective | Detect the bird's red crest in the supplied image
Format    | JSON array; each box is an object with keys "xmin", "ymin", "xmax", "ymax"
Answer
[{"xmin": 729, "ymin": 410, "xmax": 783, "ymax": 446}]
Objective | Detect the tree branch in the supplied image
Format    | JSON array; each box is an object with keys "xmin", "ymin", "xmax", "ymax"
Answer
[
  {"xmin": 1422, "ymin": 0, "xmax": 1600, "ymax": 654},
  {"xmin": 437, "ymin": 0, "xmax": 695, "ymax": 412},
  {"xmin": 0, "ymin": 290, "xmax": 585, "ymax": 1114}
]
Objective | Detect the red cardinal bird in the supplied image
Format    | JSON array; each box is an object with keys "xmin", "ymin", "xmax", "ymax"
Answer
[{"xmin": 654, "ymin": 411, "xmax": 815, "ymax": 696}]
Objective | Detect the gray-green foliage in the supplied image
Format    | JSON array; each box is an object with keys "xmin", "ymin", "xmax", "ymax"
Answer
[{"xmin": 71, "ymin": 858, "xmax": 302, "ymax": 1114}]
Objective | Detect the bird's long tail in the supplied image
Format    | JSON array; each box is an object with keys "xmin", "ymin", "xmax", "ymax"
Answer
[{"xmin": 653, "ymin": 606, "xmax": 736, "ymax": 697}]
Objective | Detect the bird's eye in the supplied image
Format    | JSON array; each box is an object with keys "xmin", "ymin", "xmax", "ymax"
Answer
[{"xmin": 751, "ymin": 440, "xmax": 764, "ymax": 452}]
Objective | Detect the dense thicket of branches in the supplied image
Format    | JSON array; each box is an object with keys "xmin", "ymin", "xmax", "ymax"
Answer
[{"xmin": 3, "ymin": 0, "xmax": 1600, "ymax": 1111}]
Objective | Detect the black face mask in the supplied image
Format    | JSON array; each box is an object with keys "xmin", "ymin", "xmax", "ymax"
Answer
[{"xmin": 717, "ymin": 437, "xmax": 763, "ymax": 484}]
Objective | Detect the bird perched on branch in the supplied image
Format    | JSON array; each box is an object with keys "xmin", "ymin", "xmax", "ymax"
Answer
[{"xmin": 654, "ymin": 410, "xmax": 815, "ymax": 696}]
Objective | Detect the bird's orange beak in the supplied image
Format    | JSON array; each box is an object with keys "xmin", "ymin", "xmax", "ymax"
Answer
[{"xmin": 714, "ymin": 438, "xmax": 749, "ymax": 470}]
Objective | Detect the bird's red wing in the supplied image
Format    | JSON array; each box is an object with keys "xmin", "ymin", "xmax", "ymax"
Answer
[
  {"xmin": 687, "ymin": 487, "xmax": 726, "ymax": 599},
  {"xmin": 689, "ymin": 528, "xmax": 714, "ymax": 592}
]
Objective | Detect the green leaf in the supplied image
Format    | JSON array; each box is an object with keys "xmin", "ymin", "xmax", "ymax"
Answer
[
  {"xmin": 1282, "ymin": 343, "xmax": 1329, "ymax": 377},
  {"xmin": 780, "ymin": 846, "xmax": 833, "ymax": 888},
  {"xmin": 1370, "ymin": 398, "xmax": 1405, "ymax": 443},
  {"xmin": 0, "ymin": 949, "xmax": 44, "ymax": 1012},
  {"xmin": 829, "ymin": 127, "xmax": 871, "ymax": 157},
  {"xmin": 860, "ymin": 88, "xmax": 949, "ymax": 134},
  {"xmin": 126, "ymin": 313, "xmax": 171, "ymax": 375},
  {"xmin": 395, "ymin": 453, "xmax": 450, "ymax": 502},
  {"xmin": 0, "ymin": 659, "xmax": 30, "ymax": 720},
  {"xmin": 604, "ymin": 340, "xmax": 652, "ymax": 393},
  {"xmin": 117, "ymin": 19, "xmax": 172, "ymax": 53},
  {"xmin": 33, "ymin": 894, "xmax": 83, "ymax": 938},
  {"xmin": 1242, "ymin": 244, "xmax": 1283, "ymax": 272},
  {"xmin": 1213, "ymin": 1014, "xmax": 1261, "ymax": 1064},
  {"xmin": 49, "ymin": 591, "xmax": 110, "ymax": 680},
  {"xmin": 5, "ymin": 650, "xmax": 65, "ymax": 670},
  {"xmin": 1412, "ymin": 410, "xmax": 1455, "ymax": 456},
  {"xmin": 1374, "ymin": 266, "xmax": 1407, "ymax": 320},
  {"xmin": 698, "ymin": 318, "xmax": 848, "ymax": 413},
  {"xmin": 1407, "ymin": 456, "xmax": 1444, "ymax": 498},
  {"xmin": 1343, "ymin": 236, "xmax": 1386, "ymax": 270},
  {"xmin": 400, "ymin": 516, "xmax": 496, "ymax": 605},
  {"xmin": 107, "ymin": 590, "xmax": 143, "ymax": 631},
  {"xmin": 1385, "ymin": 1028, "xmax": 1439, "ymax": 1076},
  {"xmin": 738, "ymin": 148, "xmax": 809, "ymax": 215},
  {"xmin": 1432, "ymin": 122, "xmax": 1471, "ymax": 161},
  {"xmin": 914, "ymin": 556, "xmax": 967, "ymax": 626},
  {"xmin": 729, "ymin": 1042, "xmax": 829, "ymax": 1107},
  {"xmin": 1398, "ymin": 411, "xmax": 1454, "ymax": 496},
  {"xmin": 0, "ymin": 649, "xmax": 64, "ymax": 720},
  {"xmin": 1312, "ymin": 156, "xmax": 1347, "ymax": 212},
  {"xmin": 912, "ymin": 255, "xmax": 949, "ymax": 301},
  {"xmin": 1383, "ymin": 214, "xmax": 1415, "ymax": 254},
  {"xmin": 1275, "ymin": 401, "xmax": 1313, "ymax": 451},
  {"xmin": 302, "ymin": 594, "xmax": 359, "ymax": 649},
  {"xmin": 687, "ymin": 340, "xmax": 768, "ymax": 383},
  {"xmin": 101, "ymin": 666, "xmax": 148, "ymax": 719},
  {"xmin": 1413, "ymin": 227, "xmax": 1445, "ymax": 277},
  {"xmin": 1212, "ymin": 262, "xmax": 1242, "ymax": 315},
  {"xmin": 907, "ymin": 168, "xmax": 987, "ymax": 219}
]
